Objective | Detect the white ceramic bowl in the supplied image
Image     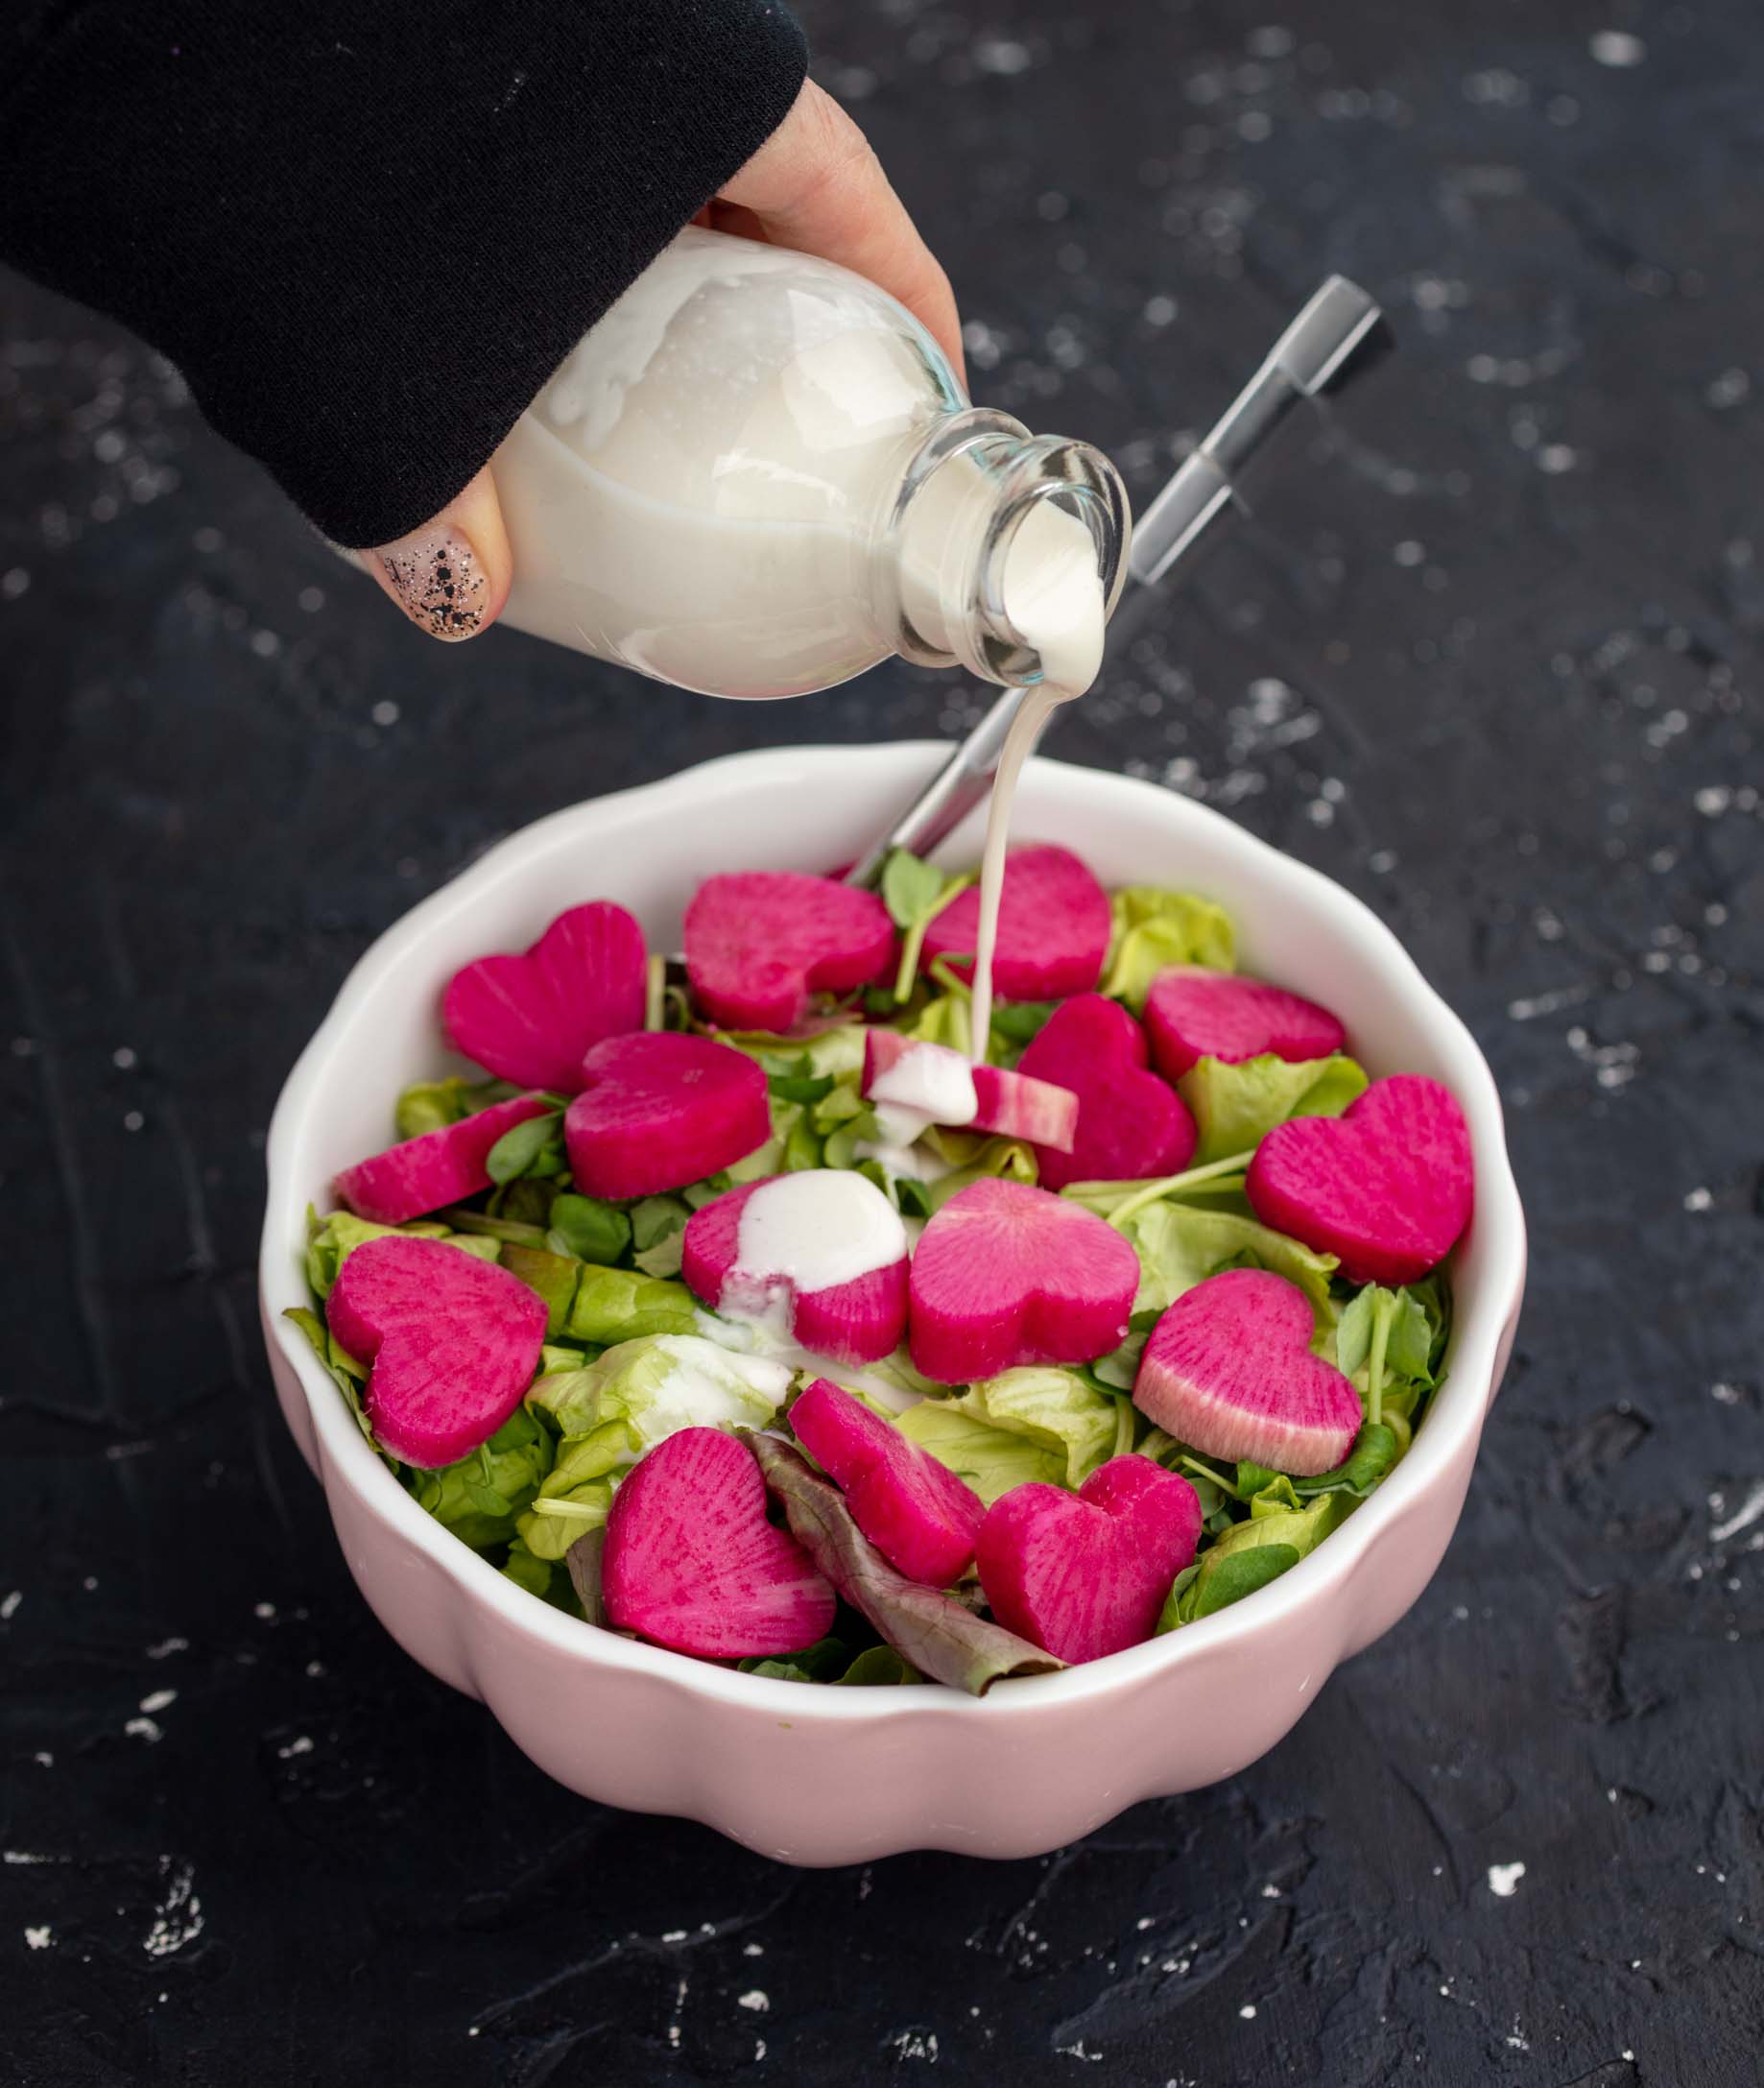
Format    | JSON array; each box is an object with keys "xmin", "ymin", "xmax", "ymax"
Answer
[{"xmin": 259, "ymin": 743, "xmax": 1526, "ymax": 1865}]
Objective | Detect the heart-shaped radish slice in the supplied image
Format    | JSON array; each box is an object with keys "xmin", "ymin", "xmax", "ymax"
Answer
[
  {"xmin": 334, "ymin": 1092, "xmax": 555, "ymax": 1224},
  {"xmin": 919, "ymin": 844, "xmax": 1111, "ymax": 1001},
  {"xmin": 976, "ymin": 1455, "xmax": 1203, "ymax": 1663},
  {"xmin": 862, "ymin": 1031, "xmax": 1077, "ymax": 1151},
  {"xmin": 681, "ymin": 1173, "xmax": 909, "ymax": 1364},
  {"xmin": 790, "ymin": 1378, "xmax": 985, "ymax": 1586},
  {"xmin": 1133, "ymin": 1267, "xmax": 1362, "ymax": 1476},
  {"xmin": 1144, "ymin": 966, "xmax": 1346, "ymax": 1079},
  {"xmin": 1246, "ymin": 1072, "xmax": 1472, "ymax": 1284},
  {"xmin": 908, "ymin": 1178, "xmax": 1140, "ymax": 1383},
  {"xmin": 442, "ymin": 900, "xmax": 648, "ymax": 1092},
  {"xmin": 326, "ymin": 1235, "xmax": 548, "ymax": 1468},
  {"xmin": 602, "ymin": 1428, "xmax": 837, "ymax": 1658},
  {"xmin": 1014, "ymin": 993, "xmax": 1196, "ymax": 1190},
  {"xmin": 563, "ymin": 1032, "xmax": 770, "ymax": 1199},
  {"xmin": 684, "ymin": 872, "xmax": 897, "ymax": 1031}
]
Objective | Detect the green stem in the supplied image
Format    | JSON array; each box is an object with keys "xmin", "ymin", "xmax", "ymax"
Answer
[
  {"xmin": 1178, "ymin": 1452, "xmax": 1245, "ymax": 1500},
  {"xmin": 644, "ymin": 952, "xmax": 667, "ymax": 1032},
  {"xmin": 1366, "ymin": 1290, "xmax": 1395, "ymax": 1428},
  {"xmin": 893, "ymin": 876, "xmax": 973, "ymax": 1002},
  {"xmin": 1111, "ymin": 1396, "xmax": 1137, "ymax": 1461},
  {"xmin": 1107, "ymin": 1150, "xmax": 1257, "ymax": 1233},
  {"xmin": 1134, "ymin": 1427, "xmax": 1179, "ymax": 1464}
]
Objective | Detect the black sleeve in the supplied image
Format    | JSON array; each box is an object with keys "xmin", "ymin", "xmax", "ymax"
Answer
[{"xmin": 0, "ymin": 1, "xmax": 808, "ymax": 547}]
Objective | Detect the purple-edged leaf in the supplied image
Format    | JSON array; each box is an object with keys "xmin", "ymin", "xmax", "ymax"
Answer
[{"xmin": 741, "ymin": 1432, "xmax": 1062, "ymax": 1696}]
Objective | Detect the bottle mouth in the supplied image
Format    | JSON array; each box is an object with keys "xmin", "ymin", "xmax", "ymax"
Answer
[{"xmin": 887, "ymin": 415, "xmax": 1132, "ymax": 689}]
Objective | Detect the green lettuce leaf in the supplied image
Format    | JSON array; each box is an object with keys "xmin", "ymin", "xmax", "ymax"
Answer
[
  {"xmin": 393, "ymin": 1075, "xmax": 515, "ymax": 1141},
  {"xmin": 628, "ymin": 1194, "xmax": 692, "ymax": 1279},
  {"xmin": 530, "ymin": 1334, "xmax": 793, "ymax": 1456},
  {"xmin": 283, "ymin": 1306, "xmax": 378, "ymax": 1448},
  {"xmin": 1102, "ymin": 886, "xmax": 1236, "ymax": 1010},
  {"xmin": 1161, "ymin": 1489, "xmax": 1347, "ymax": 1627},
  {"xmin": 486, "ymin": 1108, "xmax": 566, "ymax": 1185},
  {"xmin": 407, "ymin": 1404, "xmax": 555, "ymax": 1551},
  {"xmin": 1179, "ymin": 1053, "xmax": 1369, "ymax": 1165},
  {"xmin": 743, "ymin": 1432, "xmax": 1061, "ymax": 1694},
  {"xmin": 894, "ymin": 1402, "xmax": 1064, "ymax": 1504},
  {"xmin": 945, "ymin": 1366, "xmax": 1119, "ymax": 1490},
  {"xmin": 563, "ymin": 1527, "xmax": 608, "ymax": 1623},
  {"xmin": 499, "ymin": 1243, "xmax": 581, "ymax": 1334},
  {"xmin": 919, "ymin": 1126, "xmax": 1038, "ymax": 1210},
  {"xmin": 501, "ymin": 1539, "xmax": 555, "ymax": 1600},
  {"xmin": 304, "ymin": 1209, "xmax": 502, "ymax": 1300},
  {"xmin": 546, "ymin": 1192, "xmax": 632, "ymax": 1266},
  {"xmin": 1114, "ymin": 1199, "xmax": 1339, "ymax": 1321},
  {"xmin": 564, "ymin": 1266, "xmax": 702, "ymax": 1344}
]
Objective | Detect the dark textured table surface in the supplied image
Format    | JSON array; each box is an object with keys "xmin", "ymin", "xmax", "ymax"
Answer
[{"xmin": 5, "ymin": 1, "xmax": 1763, "ymax": 2081}]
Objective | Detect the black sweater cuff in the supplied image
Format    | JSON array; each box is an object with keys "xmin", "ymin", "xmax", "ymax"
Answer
[{"xmin": 1, "ymin": 1, "xmax": 808, "ymax": 546}]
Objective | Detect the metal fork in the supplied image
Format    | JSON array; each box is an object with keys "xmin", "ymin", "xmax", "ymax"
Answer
[{"xmin": 845, "ymin": 275, "xmax": 1389, "ymax": 887}]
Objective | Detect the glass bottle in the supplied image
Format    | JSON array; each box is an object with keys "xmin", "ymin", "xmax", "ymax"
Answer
[{"xmin": 490, "ymin": 227, "xmax": 1131, "ymax": 700}]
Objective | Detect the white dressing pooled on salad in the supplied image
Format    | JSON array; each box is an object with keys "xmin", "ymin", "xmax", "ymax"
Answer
[
  {"xmin": 624, "ymin": 1336, "xmax": 793, "ymax": 1448},
  {"xmin": 729, "ymin": 1169, "xmax": 908, "ymax": 1301},
  {"xmin": 867, "ymin": 1040, "xmax": 980, "ymax": 1146}
]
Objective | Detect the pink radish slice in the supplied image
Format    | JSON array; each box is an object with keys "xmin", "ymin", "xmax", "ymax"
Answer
[
  {"xmin": 1133, "ymin": 1267, "xmax": 1362, "ymax": 1476},
  {"xmin": 863, "ymin": 1030, "xmax": 1078, "ymax": 1151},
  {"xmin": 1014, "ymin": 994, "xmax": 1196, "ymax": 1191},
  {"xmin": 908, "ymin": 1178, "xmax": 1140, "ymax": 1383},
  {"xmin": 680, "ymin": 1174, "xmax": 909, "ymax": 1364},
  {"xmin": 919, "ymin": 845, "xmax": 1111, "ymax": 1001},
  {"xmin": 1143, "ymin": 966, "xmax": 1346, "ymax": 1080},
  {"xmin": 441, "ymin": 900, "xmax": 648, "ymax": 1092},
  {"xmin": 791, "ymin": 1378, "xmax": 985, "ymax": 1586},
  {"xmin": 1246, "ymin": 1072, "xmax": 1473, "ymax": 1285},
  {"xmin": 602, "ymin": 1428, "xmax": 837, "ymax": 1658},
  {"xmin": 684, "ymin": 872, "xmax": 897, "ymax": 1031},
  {"xmin": 563, "ymin": 1032, "xmax": 771, "ymax": 1199},
  {"xmin": 326, "ymin": 1235, "xmax": 548, "ymax": 1468},
  {"xmin": 334, "ymin": 1093, "xmax": 554, "ymax": 1224},
  {"xmin": 976, "ymin": 1456, "xmax": 1203, "ymax": 1663}
]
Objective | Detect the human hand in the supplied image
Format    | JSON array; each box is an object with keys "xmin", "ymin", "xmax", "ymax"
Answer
[{"xmin": 366, "ymin": 80, "xmax": 964, "ymax": 641}]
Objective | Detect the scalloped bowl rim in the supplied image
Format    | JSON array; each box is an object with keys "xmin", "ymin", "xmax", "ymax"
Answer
[{"xmin": 261, "ymin": 741, "xmax": 1525, "ymax": 1723}]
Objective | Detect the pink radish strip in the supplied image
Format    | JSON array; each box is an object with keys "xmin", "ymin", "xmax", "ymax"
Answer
[
  {"xmin": 1247, "ymin": 1073, "xmax": 1472, "ymax": 1285},
  {"xmin": 908, "ymin": 1178, "xmax": 1140, "ymax": 1383},
  {"xmin": 919, "ymin": 844, "xmax": 1111, "ymax": 1002},
  {"xmin": 334, "ymin": 1092, "xmax": 554, "ymax": 1224},
  {"xmin": 976, "ymin": 1456, "xmax": 1203, "ymax": 1663},
  {"xmin": 327, "ymin": 1235, "xmax": 548, "ymax": 1468},
  {"xmin": 681, "ymin": 1175, "xmax": 909, "ymax": 1364},
  {"xmin": 564, "ymin": 1032, "xmax": 770, "ymax": 1199},
  {"xmin": 791, "ymin": 1378, "xmax": 985, "ymax": 1586},
  {"xmin": 863, "ymin": 1030, "xmax": 1078, "ymax": 1151},
  {"xmin": 684, "ymin": 872, "xmax": 897, "ymax": 1031},
  {"xmin": 442, "ymin": 900, "xmax": 648, "ymax": 1092},
  {"xmin": 1143, "ymin": 966, "xmax": 1346, "ymax": 1079},
  {"xmin": 602, "ymin": 1428, "xmax": 837, "ymax": 1658},
  {"xmin": 1133, "ymin": 1267, "xmax": 1363, "ymax": 1476},
  {"xmin": 1014, "ymin": 994, "xmax": 1196, "ymax": 1191}
]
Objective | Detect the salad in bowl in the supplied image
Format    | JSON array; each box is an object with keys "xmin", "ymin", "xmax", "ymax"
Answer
[{"xmin": 287, "ymin": 827, "xmax": 1473, "ymax": 1695}]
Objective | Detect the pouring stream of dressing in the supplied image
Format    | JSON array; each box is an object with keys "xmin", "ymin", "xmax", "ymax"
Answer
[{"xmin": 965, "ymin": 500, "xmax": 1108, "ymax": 1059}]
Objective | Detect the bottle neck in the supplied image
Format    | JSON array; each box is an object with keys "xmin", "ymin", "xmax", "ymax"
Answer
[{"xmin": 884, "ymin": 410, "xmax": 1131, "ymax": 692}]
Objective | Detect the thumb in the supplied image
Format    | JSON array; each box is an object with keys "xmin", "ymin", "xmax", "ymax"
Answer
[{"xmin": 362, "ymin": 465, "xmax": 512, "ymax": 641}]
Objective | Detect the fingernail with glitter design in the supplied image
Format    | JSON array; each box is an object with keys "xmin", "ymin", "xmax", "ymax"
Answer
[{"xmin": 372, "ymin": 528, "xmax": 488, "ymax": 641}]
